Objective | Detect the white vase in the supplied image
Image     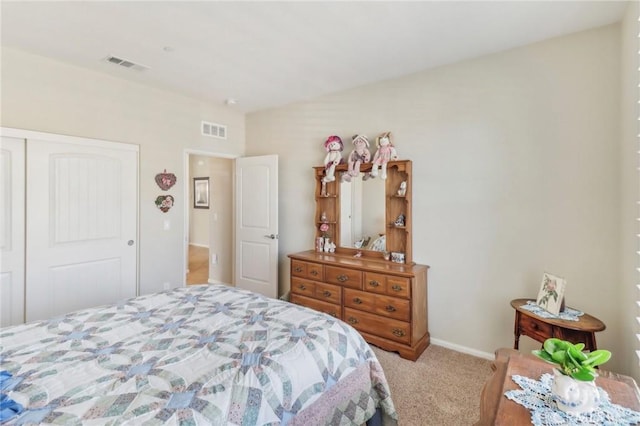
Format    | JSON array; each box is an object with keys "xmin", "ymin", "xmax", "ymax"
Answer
[{"xmin": 551, "ymin": 369, "xmax": 600, "ymax": 414}]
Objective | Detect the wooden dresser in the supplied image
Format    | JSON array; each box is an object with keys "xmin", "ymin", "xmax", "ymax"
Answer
[{"xmin": 288, "ymin": 250, "xmax": 429, "ymax": 361}]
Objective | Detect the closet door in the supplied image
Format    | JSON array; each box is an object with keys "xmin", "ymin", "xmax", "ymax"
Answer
[
  {"xmin": 26, "ymin": 138, "xmax": 138, "ymax": 322},
  {"xmin": 1, "ymin": 137, "xmax": 26, "ymax": 326}
]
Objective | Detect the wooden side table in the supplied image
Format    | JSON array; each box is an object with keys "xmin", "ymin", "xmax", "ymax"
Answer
[
  {"xmin": 511, "ymin": 298, "xmax": 605, "ymax": 351},
  {"xmin": 476, "ymin": 348, "xmax": 640, "ymax": 425}
]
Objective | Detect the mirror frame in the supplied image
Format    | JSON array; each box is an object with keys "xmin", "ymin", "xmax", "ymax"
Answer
[{"xmin": 314, "ymin": 160, "xmax": 413, "ymax": 264}]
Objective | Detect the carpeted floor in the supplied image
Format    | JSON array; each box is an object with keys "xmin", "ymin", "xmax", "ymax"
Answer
[{"xmin": 372, "ymin": 344, "xmax": 493, "ymax": 425}]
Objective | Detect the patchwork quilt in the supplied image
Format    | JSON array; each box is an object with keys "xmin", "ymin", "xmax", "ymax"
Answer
[{"xmin": 0, "ymin": 284, "xmax": 397, "ymax": 425}]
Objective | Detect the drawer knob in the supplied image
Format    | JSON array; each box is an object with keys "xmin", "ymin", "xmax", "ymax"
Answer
[
  {"xmin": 337, "ymin": 275, "xmax": 348, "ymax": 282},
  {"xmin": 369, "ymin": 280, "xmax": 380, "ymax": 287},
  {"xmin": 391, "ymin": 285, "xmax": 402, "ymax": 292},
  {"xmin": 323, "ymin": 290, "xmax": 332, "ymax": 297},
  {"xmin": 385, "ymin": 305, "xmax": 397, "ymax": 312},
  {"xmin": 298, "ymin": 284, "xmax": 306, "ymax": 291},
  {"xmin": 353, "ymin": 297, "xmax": 363, "ymax": 304},
  {"xmin": 329, "ymin": 312, "xmax": 337, "ymax": 318},
  {"xmin": 295, "ymin": 267, "xmax": 303, "ymax": 273},
  {"xmin": 310, "ymin": 270, "xmax": 319, "ymax": 276},
  {"xmin": 392, "ymin": 328, "xmax": 405, "ymax": 337},
  {"xmin": 348, "ymin": 317, "xmax": 358, "ymax": 325}
]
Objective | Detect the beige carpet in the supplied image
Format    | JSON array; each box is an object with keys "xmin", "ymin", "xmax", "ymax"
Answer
[{"xmin": 372, "ymin": 344, "xmax": 493, "ymax": 425}]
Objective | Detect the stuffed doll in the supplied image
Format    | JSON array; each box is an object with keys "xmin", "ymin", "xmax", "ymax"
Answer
[
  {"xmin": 342, "ymin": 134, "xmax": 371, "ymax": 182},
  {"xmin": 371, "ymin": 131, "xmax": 398, "ymax": 180},
  {"xmin": 322, "ymin": 135, "xmax": 344, "ymax": 183}
]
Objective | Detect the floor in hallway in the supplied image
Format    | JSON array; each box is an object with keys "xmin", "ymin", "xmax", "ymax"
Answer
[{"xmin": 187, "ymin": 244, "xmax": 209, "ymax": 285}]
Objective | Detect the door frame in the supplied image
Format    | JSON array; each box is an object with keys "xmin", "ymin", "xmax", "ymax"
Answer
[{"xmin": 182, "ymin": 149, "xmax": 238, "ymax": 286}]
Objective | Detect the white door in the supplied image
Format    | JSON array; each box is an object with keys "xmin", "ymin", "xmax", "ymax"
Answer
[
  {"xmin": 26, "ymin": 138, "xmax": 138, "ymax": 321},
  {"xmin": 235, "ymin": 155, "xmax": 278, "ymax": 298},
  {"xmin": 1, "ymin": 137, "xmax": 26, "ymax": 326}
]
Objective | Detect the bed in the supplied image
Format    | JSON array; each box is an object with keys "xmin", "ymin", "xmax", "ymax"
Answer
[{"xmin": 0, "ymin": 284, "xmax": 397, "ymax": 425}]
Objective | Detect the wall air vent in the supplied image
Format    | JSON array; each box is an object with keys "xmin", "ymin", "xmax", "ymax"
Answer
[
  {"xmin": 201, "ymin": 121, "xmax": 227, "ymax": 140},
  {"xmin": 104, "ymin": 55, "xmax": 149, "ymax": 71}
]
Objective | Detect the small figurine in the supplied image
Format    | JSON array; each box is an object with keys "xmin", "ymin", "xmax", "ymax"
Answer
[
  {"xmin": 394, "ymin": 213, "xmax": 405, "ymax": 227},
  {"xmin": 371, "ymin": 131, "xmax": 398, "ymax": 180},
  {"xmin": 396, "ymin": 181, "xmax": 407, "ymax": 197},
  {"xmin": 342, "ymin": 134, "xmax": 371, "ymax": 182},
  {"xmin": 320, "ymin": 211, "xmax": 328, "ymax": 223},
  {"xmin": 322, "ymin": 135, "xmax": 344, "ymax": 183}
]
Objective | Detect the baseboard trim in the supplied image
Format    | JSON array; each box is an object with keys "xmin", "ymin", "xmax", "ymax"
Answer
[
  {"xmin": 189, "ymin": 243, "xmax": 209, "ymax": 248},
  {"xmin": 207, "ymin": 279, "xmax": 225, "ymax": 285},
  {"xmin": 430, "ymin": 338, "xmax": 495, "ymax": 361}
]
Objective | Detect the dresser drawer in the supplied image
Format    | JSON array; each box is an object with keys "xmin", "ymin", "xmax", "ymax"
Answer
[
  {"xmin": 315, "ymin": 282, "xmax": 342, "ymax": 305},
  {"xmin": 291, "ymin": 277, "xmax": 316, "ymax": 298},
  {"xmin": 345, "ymin": 289, "xmax": 409, "ymax": 321},
  {"xmin": 344, "ymin": 288, "xmax": 376, "ymax": 310},
  {"xmin": 325, "ymin": 266, "xmax": 362, "ymax": 289},
  {"xmin": 291, "ymin": 294, "xmax": 341, "ymax": 319},
  {"xmin": 386, "ymin": 276, "xmax": 411, "ymax": 299},
  {"xmin": 344, "ymin": 307, "xmax": 411, "ymax": 344},
  {"xmin": 519, "ymin": 314, "xmax": 552, "ymax": 340},
  {"xmin": 372, "ymin": 294, "xmax": 410, "ymax": 321},
  {"xmin": 291, "ymin": 260, "xmax": 323, "ymax": 280},
  {"xmin": 364, "ymin": 272, "xmax": 411, "ymax": 299}
]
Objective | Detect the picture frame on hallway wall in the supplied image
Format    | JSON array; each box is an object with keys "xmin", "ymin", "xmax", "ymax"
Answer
[
  {"xmin": 193, "ymin": 177, "xmax": 210, "ymax": 209},
  {"xmin": 535, "ymin": 272, "xmax": 566, "ymax": 315}
]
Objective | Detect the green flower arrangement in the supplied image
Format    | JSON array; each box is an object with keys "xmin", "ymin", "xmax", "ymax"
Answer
[{"xmin": 532, "ymin": 338, "xmax": 611, "ymax": 381}]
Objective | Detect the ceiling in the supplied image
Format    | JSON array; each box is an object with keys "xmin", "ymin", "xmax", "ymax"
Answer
[{"xmin": 1, "ymin": 1, "xmax": 628, "ymax": 113}]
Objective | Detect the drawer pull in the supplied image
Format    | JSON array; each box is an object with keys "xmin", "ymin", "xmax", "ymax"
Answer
[
  {"xmin": 310, "ymin": 270, "xmax": 319, "ymax": 276},
  {"xmin": 323, "ymin": 290, "xmax": 332, "ymax": 298},
  {"xmin": 337, "ymin": 275, "xmax": 349, "ymax": 282},
  {"xmin": 294, "ymin": 267, "xmax": 303, "ymax": 273},
  {"xmin": 298, "ymin": 284, "xmax": 306, "ymax": 291},
  {"xmin": 348, "ymin": 317, "xmax": 359, "ymax": 325},
  {"xmin": 391, "ymin": 285, "xmax": 403, "ymax": 292},
  {"xmin": 328, "ymin": 312, "xmax": 337, "ymax": 318},
  {"xmin": 385, "ymin": 305, "xmax": 397, "ymax": 312},
  {"xmin": 369, "ymin": 280, "xmax": 380, "ymax": 287},
  {"xmin": 392, "ymin": 329, "xmax": 405, "ymax": 337},
  {"xmin": 353, "ymin": 297, "xmax": 363, "ymax": 304}
]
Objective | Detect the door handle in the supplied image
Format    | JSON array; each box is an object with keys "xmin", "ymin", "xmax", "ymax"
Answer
[
  {"xmin": 263, "ymin": 234, "xmax": 279, "ymax": 240},
  {"xmin": 128, "ymin": 240, "xmax": 135, "ymax": 246}
]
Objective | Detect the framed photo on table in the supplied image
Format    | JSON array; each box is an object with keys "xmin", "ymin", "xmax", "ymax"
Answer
[
  {"xmin": 193, "ymin": 177, "xmax": 210, "ymax": 209},
  {"xmin": 536, "ymin": 272, "xmax": 566, "ymax": 315}
]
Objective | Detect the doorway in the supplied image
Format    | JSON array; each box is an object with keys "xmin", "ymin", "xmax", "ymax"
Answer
[{"xmin": 184, "ymin": 152, "xmax": 235, "ymax": 286}]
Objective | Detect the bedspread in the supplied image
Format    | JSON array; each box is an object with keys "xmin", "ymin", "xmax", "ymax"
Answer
[{"xmin": 0, "ymin": 284, "xmax": 397, "ymax": 425}]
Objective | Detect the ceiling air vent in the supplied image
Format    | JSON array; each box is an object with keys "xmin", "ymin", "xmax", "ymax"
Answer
[
  {"xmin": 202, "ymin": 121, "xmax": 227, "ymax": 140},
  {"xmin": 104, "ymin": 55, "xmax": 149, "ymax": 71}
]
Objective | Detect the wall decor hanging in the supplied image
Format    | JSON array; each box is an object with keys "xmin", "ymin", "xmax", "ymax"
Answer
[
  {"xmin": 193, "ymin": 177, "xmax": 210, "ymax": 209},
  {"xmin": 155, "ymin": 194, "xmax": 175, "ymax": 213},
  {"xmin": 155, "ymin": 169, "xmax": 177, "ymax": 190}
]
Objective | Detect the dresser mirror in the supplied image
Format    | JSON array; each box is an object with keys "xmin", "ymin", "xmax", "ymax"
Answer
[
  {"xmin": 339, "ymin": 175, "xmax": 386, "ymax": 251},
  {"xmin": 314, "ymin": 160, "xmax": 413, "ymax": 264}
]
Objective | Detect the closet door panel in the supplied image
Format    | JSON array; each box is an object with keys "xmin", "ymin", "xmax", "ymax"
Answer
[
  {"xmin": 26, "ymin": 138, "xmax": 138, "ymax": 322},
  {"xmin": 0, "ymin": 137, "xmax": 25, "ymax": 326}
]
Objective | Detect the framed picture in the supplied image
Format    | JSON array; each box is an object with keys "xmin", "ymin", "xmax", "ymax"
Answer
[
  {"xmin": 193, "ymin": 177, "xmax": 210, "ymax": 209},
  {"xmin": 536, "ymin": 272, "xmax": 567, "ymax": 315}
]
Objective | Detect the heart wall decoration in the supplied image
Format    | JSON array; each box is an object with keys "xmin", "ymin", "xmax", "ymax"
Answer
[{"xmin": 155, "ymin": 169, "xmax": 177, "ymax": 190}]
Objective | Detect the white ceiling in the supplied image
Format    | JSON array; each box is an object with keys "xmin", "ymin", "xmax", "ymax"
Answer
[{"xmin": 1, "ymin": 1, "xmax": 628, "ymax": 113}]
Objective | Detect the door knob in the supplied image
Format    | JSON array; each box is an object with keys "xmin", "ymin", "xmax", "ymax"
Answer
[
  {"xmin": 128, "ymin": 240, "xmax": 135, "ymax": 246},
  {"xmin": 263, "ymin": 234, "xmax": 279, "ymax": 239}
]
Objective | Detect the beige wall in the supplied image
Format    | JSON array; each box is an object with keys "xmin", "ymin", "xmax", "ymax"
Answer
[
  {"xmin": 189, "ymin": 155, "xmax": 211, "ymax": 247},
  {"xmin": 620, "ymin": 1, "xmax": 640, "ymax": 380},
  {"xmin": 207, "ymin": 157, "xmax": 234, "ymax": 284},
  {"xmin": 246, "ymin": 25, "xmax": 631, "ymax": 374},
  {"xmin": 1, "ymin": 47, "xmax": 246, "ymax": 295}
]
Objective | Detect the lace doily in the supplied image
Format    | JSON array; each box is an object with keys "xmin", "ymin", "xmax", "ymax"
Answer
[
  {"xmin": 505, "ymin": 373, "xmax": 640, "ymax": 426},
  {"xmin": 521, "ymin": 301, "xmax": 584, "ymax": 321}
]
